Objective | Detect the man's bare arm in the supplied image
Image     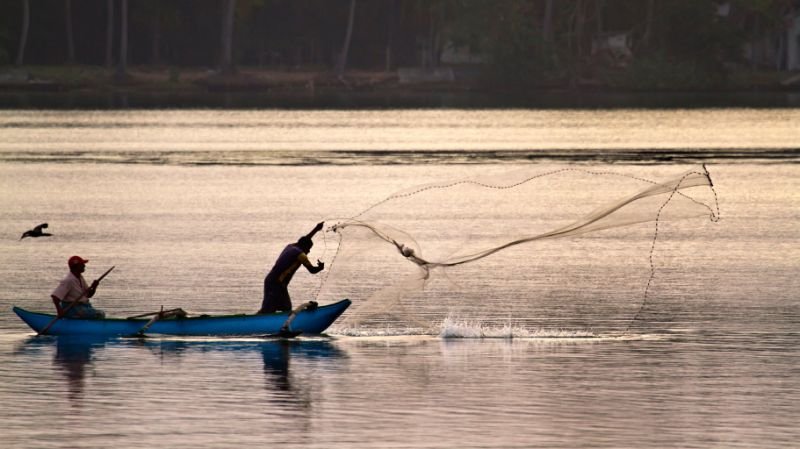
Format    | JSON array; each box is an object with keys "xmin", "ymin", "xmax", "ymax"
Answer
[
  {"xmin": 299, "ymin": 253, "xmax": 324, "ymax": 274},
  {"xmin": 304, "ymin": 221, "xmax": 324, "ymax": 240}
]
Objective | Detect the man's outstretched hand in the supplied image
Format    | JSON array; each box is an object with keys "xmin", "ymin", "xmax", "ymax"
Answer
[
  {"xmin": 302, "ymin": 221, "xmax": 326, "ymax": 242},
  {"xmin": 306, "ymin": 221, "xmax": 325, "ymax": 239}
]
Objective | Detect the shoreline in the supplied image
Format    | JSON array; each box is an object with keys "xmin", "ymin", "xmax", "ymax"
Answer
[{"xmin": 1, "ymin": 65, "xmax": 799, "ymax": 109}]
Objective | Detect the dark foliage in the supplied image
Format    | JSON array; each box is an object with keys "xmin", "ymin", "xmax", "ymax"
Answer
[{"xmin": 0, "ymin": 0, "xmax": 796, "ymax": 89}]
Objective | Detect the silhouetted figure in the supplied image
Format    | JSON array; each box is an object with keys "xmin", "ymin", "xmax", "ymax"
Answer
[
  {"xmin": 51, "ymin": 256, "xmax": 105, "ymax": 319},
  {"xmin": 20, "ymin": 223, "xmax": 52, "ymax": 240},
  {"xmin": 259, "ymin": 222, "xmax": 325, "ymax": 314}
]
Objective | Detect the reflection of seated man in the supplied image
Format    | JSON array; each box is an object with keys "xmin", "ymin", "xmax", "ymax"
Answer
[
  {"xmin": 51, "ymin": 256, "xmax": 105, "ymax": 319},
  {"xmin": 55, "ymin": 338, "xmax": 95, "ymax": 401}
]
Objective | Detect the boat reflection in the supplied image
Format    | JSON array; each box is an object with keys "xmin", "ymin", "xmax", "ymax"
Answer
[
  {"xmin": 17, "ymin": 336, "xmax": 347, "ymax": 408},
  {"xmin": 259, "ymin": 339, "xmax": 349, "ymax": 403},
  {"xmin": 15, "ymin": 336, "xmax": 109, "ymax": 405},
  {"xmin": 141, "ymin": 338, "xmax": 347, "ymax": 399},
  {"xmin": 137, "ymin": 337, "xmax": 348, "ymax": 410}
]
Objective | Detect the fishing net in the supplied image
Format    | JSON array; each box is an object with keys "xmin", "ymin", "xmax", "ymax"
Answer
[{"xmin": 316, "ymin": 165, "xmax": 720, "ymax": 335}]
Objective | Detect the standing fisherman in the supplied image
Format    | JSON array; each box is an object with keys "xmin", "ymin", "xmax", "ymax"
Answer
[{"xmin": 259, "ymin": 222, "xmax": 325, "ymax": 314}]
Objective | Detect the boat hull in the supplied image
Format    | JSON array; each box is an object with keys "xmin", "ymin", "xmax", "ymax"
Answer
[{"xmin": 12, "ymin": 299, "xmax": 351, "ymax": 337}]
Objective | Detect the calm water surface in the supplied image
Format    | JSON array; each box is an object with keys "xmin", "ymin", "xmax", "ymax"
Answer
[{"xmin": 0, "ymin": 109, "xmax": 798, "ymax": 448}]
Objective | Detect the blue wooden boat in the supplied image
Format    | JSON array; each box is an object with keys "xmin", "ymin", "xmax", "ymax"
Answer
[{"xmin": 12, "ymin": 299, "xmax": 350, "ymax": 337}]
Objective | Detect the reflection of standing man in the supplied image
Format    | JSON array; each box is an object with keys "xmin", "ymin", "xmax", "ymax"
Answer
[
  {"xmin": 262, "ymin": 341, "xmax": 292, "ymax": 392},
  {"xmin": 51, "ymin": 256, "xmax": 105, "ymax": 319},
  {"xmin": 259, "ymin": 222, "xmax": 325, "ymax": 314}
]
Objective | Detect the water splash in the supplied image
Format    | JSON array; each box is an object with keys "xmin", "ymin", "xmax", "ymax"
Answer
[
  {"xmin": 437, "ymin": 315, "xmax": 598, "ymax": 339},
  {"xmin": 329, "ymin": 315, "xmax": 600, "ymax": 339}
]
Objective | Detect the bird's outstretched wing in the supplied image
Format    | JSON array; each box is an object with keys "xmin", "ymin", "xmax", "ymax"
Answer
[{"xmin": 20, "ymin": 223, "xmax": 51, "ymax": 240}]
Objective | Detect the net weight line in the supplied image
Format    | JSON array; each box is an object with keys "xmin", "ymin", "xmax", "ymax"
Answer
[{"xmin": 626, "ymin": 166, "xmax": 720, "ymax": 334}]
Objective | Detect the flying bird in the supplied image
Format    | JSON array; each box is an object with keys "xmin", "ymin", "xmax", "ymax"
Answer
[{"xmin": 20, "ymin": 223, "xmax": 52, "ymax": 240}]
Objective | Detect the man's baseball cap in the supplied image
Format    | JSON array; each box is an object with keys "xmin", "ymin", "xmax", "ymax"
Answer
[{"xmin": 68, "ymin": 255, "xmax": 89, "ymax": 267}]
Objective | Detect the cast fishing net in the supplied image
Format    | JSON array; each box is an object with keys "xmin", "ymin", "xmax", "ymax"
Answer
[{"xmin": 316, "ymin": 165, "xmax": 720, "ymax": 335}]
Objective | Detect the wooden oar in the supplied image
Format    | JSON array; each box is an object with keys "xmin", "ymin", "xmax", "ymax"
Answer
[
  {"xmin": 38, "ymin": 300, "xmax": 81, "ymax": 336},
  {"xmin": 126, "ymin": 307, "xmax": 187, "ymax": 319},
  {"xmin": 37, "ymin": 265, "xmax": 115, "ymax": 336}
]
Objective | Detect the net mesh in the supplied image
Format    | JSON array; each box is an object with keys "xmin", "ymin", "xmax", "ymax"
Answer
[{"xmin": 315, "ymin": 165, "xmax": 720, "ymax": 335}]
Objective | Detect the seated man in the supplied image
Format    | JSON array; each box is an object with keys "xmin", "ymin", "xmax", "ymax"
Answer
[
  {"xmin": 259, "ymin": 222, "xmax": 325, "ymax": 314},
  {"xmin": 51, "ymin": 255, "xmax": 105, "ymax": 319}
]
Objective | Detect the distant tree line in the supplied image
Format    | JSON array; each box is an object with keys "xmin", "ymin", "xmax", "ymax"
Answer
[{"xmin": 1, "ymin": 0, "xmax": 797, "ymax": 88}]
